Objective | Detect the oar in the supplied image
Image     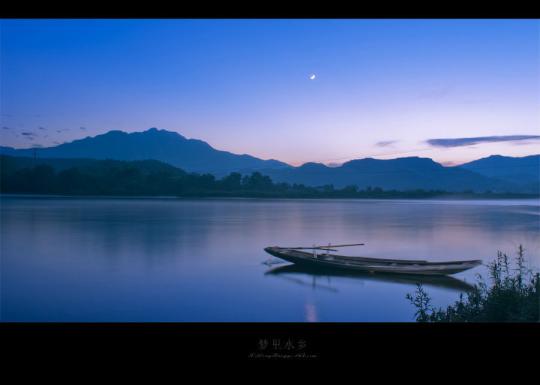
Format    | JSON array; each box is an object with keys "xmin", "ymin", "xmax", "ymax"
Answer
[
  {"xmin": 282, "ymin": 246, "xmax": 339, "ymax": 251},
  {"xmin": 322, "ymin": 243, "xmax": 365, "ymax": 248},
  {"xmin": 281, "ymin": 243, "xmax": 364, "ymax": 251}
]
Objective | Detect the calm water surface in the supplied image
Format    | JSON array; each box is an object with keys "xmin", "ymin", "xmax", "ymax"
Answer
[{"xmin": 1, "ymin": 196, "xmax": 539, "ymax": 321}]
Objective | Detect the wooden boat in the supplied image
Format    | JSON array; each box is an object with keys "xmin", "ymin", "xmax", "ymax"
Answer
[{"xmin": 264, "ymin": 244, "xmax": 482, "ymax": 276}]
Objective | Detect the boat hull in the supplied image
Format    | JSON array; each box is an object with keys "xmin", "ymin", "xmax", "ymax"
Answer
[{"xmin": 264, "ymin": 247, "xmax": 482, "ymax": 276}]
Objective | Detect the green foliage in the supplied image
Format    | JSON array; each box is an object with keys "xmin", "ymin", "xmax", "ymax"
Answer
[
  {"xmin": 407, "ymin": 246, "xmax": 540, "ymax": 322},
  {"xmin": 405, "ymin": 284, "xmax": 433, "ymax": 322}
]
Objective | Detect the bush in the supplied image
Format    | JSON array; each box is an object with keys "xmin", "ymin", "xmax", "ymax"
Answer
[{"xmin": 406, "ymin": 245, "xmax": 539, "ymax": 322}]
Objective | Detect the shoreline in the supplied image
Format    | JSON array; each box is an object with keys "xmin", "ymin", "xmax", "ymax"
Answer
[{"xmin": 1, "ymin": 193, "xmax": 539, "ymax": 202}]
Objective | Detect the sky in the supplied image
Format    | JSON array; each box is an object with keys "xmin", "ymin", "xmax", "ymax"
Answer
[{"xmin": 1, "ymin": 19, "xmax": 539, "ymax": 166}]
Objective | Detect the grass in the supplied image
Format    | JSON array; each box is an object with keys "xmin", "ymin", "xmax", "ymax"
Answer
[{"xmin": 406, "ymin": 245, "xmax": 539, "ymax": 322}]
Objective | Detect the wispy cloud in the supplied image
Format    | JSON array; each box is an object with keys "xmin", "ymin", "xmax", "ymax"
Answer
[
  {"xmin": 440, "ymin": 161, "xmax": 458, "ymax": 166},
  {"xmin": 38, "ymin": 126, "xmax": 46, "ymax": 130},
  {"xmin": 375, "ymin": 140, "xmax": 398, "ymax": 147},
  {"xmin": 512, "ymin": 139, "xmax": 540, "ymax": 146},
  {"xmin": 426, "ymin": 135, "xmax": 540, "ymax": 148},
  {"xmin": 2, "ymin": 126, "xmax": 11, "ymax": 130},
  {"xmin": 80, "ymin": 126, "xmax": 87, "ymax": 130},
  {"xmin": 20, "ymin": 132, "xmax": 37, "ymax": 140}
]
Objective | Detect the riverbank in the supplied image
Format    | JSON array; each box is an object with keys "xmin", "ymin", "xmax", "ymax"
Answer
[
  {"xmin": 407, "ymin": 246, "xmax": 540, "ymax": 322},
  {"xmin": 1, "ymin": 192, "xmax": 539, "ymax": 200}
]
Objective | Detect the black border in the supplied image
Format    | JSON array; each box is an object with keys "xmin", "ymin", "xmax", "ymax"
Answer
[
  {"xmin": 2, "ymin": 322, "xmax": 539, "ymax": 364},
  {"xmin": 1, "ymin": 2, "xmax": 540, "ymax": 19},
  {"xmin": 1, "ymin": 10, "xmax": 539, "ymax": 367}
]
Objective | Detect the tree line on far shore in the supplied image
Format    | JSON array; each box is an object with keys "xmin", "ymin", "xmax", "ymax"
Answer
[{"xmin": 0, "ymin": 157, "xmax": 534, "ymax": 199}]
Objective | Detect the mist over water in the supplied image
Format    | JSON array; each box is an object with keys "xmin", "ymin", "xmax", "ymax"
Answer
[{"xmin": 1, "ymin": 196, "xmax": 539, "ymax": 321}]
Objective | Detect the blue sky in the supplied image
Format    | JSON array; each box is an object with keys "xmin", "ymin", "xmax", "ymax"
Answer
[{"xmin": 1, "ymin": 19, "xmax": 539, "ymax": 165}]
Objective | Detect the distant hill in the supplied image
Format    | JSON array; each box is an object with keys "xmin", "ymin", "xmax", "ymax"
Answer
[
  {"xmin": 458, "ymin": 155, "xmax": 540, "ymax": 192},
  {"xmin": 261, "ymin": 156, "xmax": 534, "ymax": 193},
  {"xmin": 0, "ymin": 128, "xmax": 290, "ymax": 176},
  {"xmin": 1, "ymin": 128, "xmax": 538, "ymax": 194},
  {"xmin": 0, "ymin": 155, "xmax": 188, "ymax": 196},
  {"xmin": 0, "ymin": 154, "xmax": 184, "ymax": 177},
  {"xmin": 0, "ymin": 155, "xmax": 102, "ymax": 175}
]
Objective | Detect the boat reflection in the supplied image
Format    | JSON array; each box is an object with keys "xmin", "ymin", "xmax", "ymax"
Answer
[{"xmin": 265, "ymin": 263, "xmax": 476, "ymax": 292}]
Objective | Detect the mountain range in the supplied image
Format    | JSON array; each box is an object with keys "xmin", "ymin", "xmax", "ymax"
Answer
[
  {"xmin": 261, "ymin": 157, "xmax": 524, "ymax": 192},
  {"xmin": 1, "ymin": 128, "xmax": 538, "ymax": 193},
  {"xmin": 0, "ymin": 128, "xmax": 289, "ymax": 176},
  {"xmin": 460, "ymin": 155, "xmax": 539, "ymax": 192}
]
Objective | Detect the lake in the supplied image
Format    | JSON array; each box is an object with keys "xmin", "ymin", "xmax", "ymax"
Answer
[{"xmin": 1, "ymin": 196, "xmax": 539, "ymax": 321}]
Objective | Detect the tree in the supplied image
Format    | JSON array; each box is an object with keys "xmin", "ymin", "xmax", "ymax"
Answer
[
  {"xmin": 243, "ymin": 172, "xmax": 273, "ymax": 190},
  {"xmin": 221, "ymin": 172, "xmax": 242, "ymax": 190}
]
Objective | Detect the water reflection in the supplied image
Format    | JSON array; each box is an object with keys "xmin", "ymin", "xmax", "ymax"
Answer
[
  {"xmin": 265, "ymin": 263, "xmax": 476, "ymax": 292},
  {"xmin": 2, "ymin": 196, "xmax": 538, "ymax": 321}
]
